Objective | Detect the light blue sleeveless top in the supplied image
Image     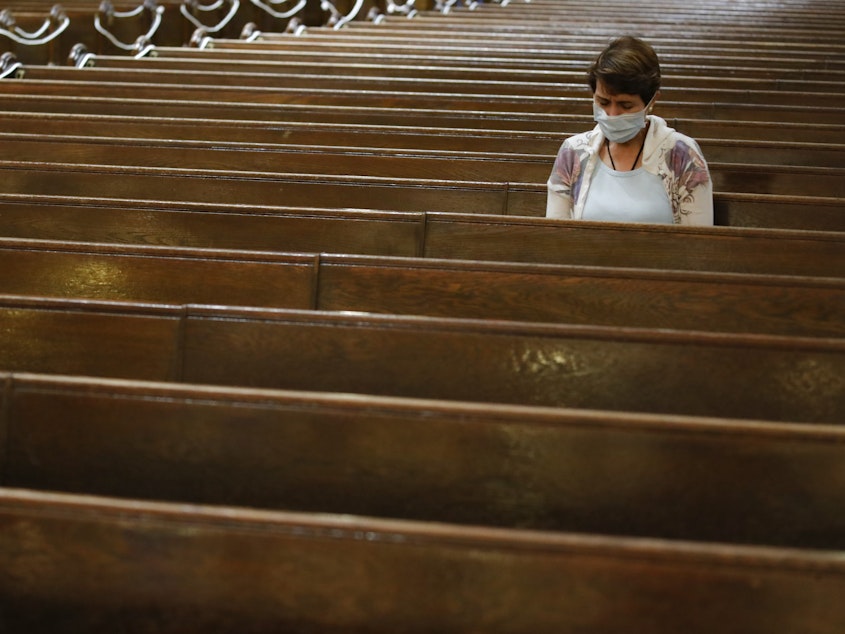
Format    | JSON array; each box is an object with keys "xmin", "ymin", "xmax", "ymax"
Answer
[{"xmin": 582, "ymin": 161, "xmax": 673, "ymax": 224}]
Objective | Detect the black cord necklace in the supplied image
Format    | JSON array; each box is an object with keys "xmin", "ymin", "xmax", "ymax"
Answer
[{"xmin": 606, "ymin": 130, "xmax": 647, "ymax": 171}]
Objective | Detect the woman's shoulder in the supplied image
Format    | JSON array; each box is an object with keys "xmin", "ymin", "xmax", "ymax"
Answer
[
  {"xmin": 558, "ymin": 127, "xmax": 599, "ymax": 159},
  {"xmin": 650, "ymin": 116, "xmax": 705, "ymax": 156}
]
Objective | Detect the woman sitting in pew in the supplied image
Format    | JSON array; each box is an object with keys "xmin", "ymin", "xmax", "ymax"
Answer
[{"xmin": 546, "ymin": 36, "xmax": 713, "ymax": 226}]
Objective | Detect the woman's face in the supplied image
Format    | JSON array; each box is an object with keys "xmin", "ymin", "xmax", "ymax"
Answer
[{"xmin": 593, "ymin": 80, "xmax": 647, "ymax": 116}]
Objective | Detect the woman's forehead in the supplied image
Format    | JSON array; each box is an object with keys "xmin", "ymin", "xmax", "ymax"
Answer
[{"xmin": 594, "ymin": 80, "xmax": 643, "ymax": 103}]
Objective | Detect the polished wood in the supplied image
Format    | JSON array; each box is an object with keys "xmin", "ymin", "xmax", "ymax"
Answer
[
  {"xmin": 2, "ymin": 198, "xmax": 844, "ymax": 274},
  {"xmin": 0, "ymin": 295, "xmax": 843, "ymax": 422},
  {"xmin": 1, "ymin": 373, "xmax": 844, "ymax": 550},
  {"xmin": 2, "ymin": 237, "xmax": 843, "ymax": 337},
  {"xmin": 1, "ymin": 161, "xmax": 844, "ymax": 228},
  {"xmin": 2, "ymin": 486, "xmax": 844, "ymax": 634},
  {"xmin": 2, "ymin": 134, "xmax": 843, "ymax": 197}
]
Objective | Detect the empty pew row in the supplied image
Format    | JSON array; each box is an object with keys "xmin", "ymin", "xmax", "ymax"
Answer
[
  {"xmin": 332, "ymin": 1, "xmax": 845, "ymax": 32},
  {"xmin": 2, "ymin": 161, "xmax": 844, "ymax": 230},
  {"xmin": 60, "ymin": 57, "xmax": 845, "ymax": 110},
  {"xmin": 1, "ymin": 113, "xmax": 844, "ymax": 167},
  {"xmin": 2, "ymin": 236, "xmax": 843, "ymax": 337},
  {"xmin": 330, "ymin": 13, "xmax": 845, "ymax": 46},
  {"xmin": 212, "ymin": 31, "xmax": 845, "ymax": 74},
  {"xmin": 5, "ymin": 72, "xmax": 845, "ymax": 125},
  {"xmin": 110, "ymin": 47, "xmax": 845, "ymax": 95},
  {"xmin": 0, "ymin": 294, "xmax": 843, "ymax": 422},
  {"xmin": 434, "ymin": 0, "xmax": 845, "ymax": 29},
  {"xmin": 2, "ymin": 196, "xmax": 845, "ymax": 275},
  {"xmin": 132, "ymin": 41, "xmax": 845, "ymax": 83},
  {"xmin": 2, "ymin": 372, "xmax": 845, "ymax": 550},
  {"xmin": 362, "ymin": 11, "xmax": 845, "ymax": 38},
  {"xmin": 10, "ymin": 60, "xmax": 845, "ymax": 119},
  {"xmin": 2, "ymin": 485, "xmax": 844, "ymax": 633}
]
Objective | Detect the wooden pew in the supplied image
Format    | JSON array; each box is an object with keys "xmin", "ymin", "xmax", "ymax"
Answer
[
  {"xmin": 210, "ymin": 46, "xmax": 845, "ymax": 80},
  {"xmin": 3, "ymin": 100, "xmax": 845, "ymax": 167},
  {"xmin": 0, "ymin": 159, "xmax": 536, "ymax": 215},
  {"xmin": 170, "ymin": 38, "xmax": 845, "ymax": 81},
  {"xmin": 314, "ymin": 252, "xmax": 845, "ymax": 337},
  {"xmin": 3, "ymin": 133, "xmax": 843, "ymax": 198},
  {"xmin": 2, "ymin": 236, "xmax": 844, "ymax": 337},
  {"xmin": 116, "ymin": 47, "xmax": 845, "ymax": 96},
  {"xmin": 0, "ymin": 238, "xmax": 318, "ymax": 309},
  {"xmin": 60, "ymin": 57, "xmax": 845, "ymax": 110},
  {"xmin": 2, "ymin": 114, "xmax": 844, "ymax": 167},
  {"xmin": 437, "ymin": 0, "xmax": 845, "ymax": 30},
  {"xmin": 0, "ymin": 111, "xmax": 845, "ymax": 167},
  {"xmin": 2, "ymin": 372, "xmax": 845, "ymax": 550},
  {"xmin": 0, "ymin": 295, "xmax": 843, "ymax": 422},
  {"xmin": 4, "ymin": 72, "xmax": 844, "ymax": 124},
  {"xmin": 2, "ymin": 160, "xmax": 844, "ymax": 229},
  {"xmin": 2, "ymin": 196, "xmax": 845, "ymax": 274},
  {"xmin": 420, "ymin": 211, "xmax": 845, "ymax": 271},
  {"xmin": 338, "ymin": 12, "xmax": 845, "ymax": 45},
  {"xmin": 363, "ymin": 10, "xmax": 845, "ymax": 38},
  {"xmin": 1, "ymin": 93, "xmax": 843, "ymax": 145},
  {"xmin": 2, "ymin": 486, "xmax": 844, "ymax": 633}
]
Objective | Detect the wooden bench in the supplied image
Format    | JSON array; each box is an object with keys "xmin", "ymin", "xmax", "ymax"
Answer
[
  {"xmin": 2, "ymin": 486, "xmax": 844, "ymax": 633},
  {"xmin": 1, "ymin": 294, "xmax": 843, "ymax": 422},
  {"xmin": 3, "ymin": 196, "xmax": 845, "ymax": 272},
  {"xmin": 2, "ymin": 160, "xmax": 844, "ymax": 229},
  {"xmin": 114, "ymin": 47, "xmax": 845, "ymax": 97},
  {"xmin": 4, "ymin": 72, "xmax": 844, "ymax": 124},
  {"xmin": 2, "ymin": 372, "xmax": 845, "ymax": 550},
  {"xmin": 421, "ymin": 211, "xmax": 845, "ymax": 269},
  {"xmin": 119, "ymin": 36, "xmax": 845, "ymax": 90},
  {"xmin": 3, "ymin": 113, "xmax": 844, "ymax": 167},
  {"xmin": 55, "ymin": 58, "xmax": 845, "ymax": 111},
  {"xmin": 3, "ymin": 236, "xmax": 844, "ymax": 337},
  {"xmin": 3, "ymin": 133, "xmax": 844, "ymax": 198},
  {"xmin": 2, "ymin": 92, "xmax": 843, "ymax": 145},
  {"xmin": 223, "ymin": 29, "xmax": 845, "ymax": 68}
]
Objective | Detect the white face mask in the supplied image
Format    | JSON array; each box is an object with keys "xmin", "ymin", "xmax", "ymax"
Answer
[{"xmin": 593, "ymin": 98, "xmax": 653, "ymax": 143}]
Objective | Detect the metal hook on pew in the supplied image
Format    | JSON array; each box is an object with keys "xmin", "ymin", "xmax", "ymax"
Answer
[
  {"xmin": 132, "ymin": 34, "xmax": 156, "ymax": 58},
  {"xmin": 188, "ymin": 26, "xmax": 214, "ymax": 48},
  {"xmin": 0, "ymin": 51, "xmax": 23, "ymax": 78},
  {"xmin": 0, "ymin": 6, "xmax": 69, "ymax": 45},
  {"xmin": 95, "ymin": 0, "xmax": 165, "ymax": 52},
  {"xmin": 68, "ymin": 42, "xmax": 96, "ymax": 67},
  {"xmin": 366, "ymin": 6, "xmax": 385, "ymax": 24},
  {"xmin": 239, "ymin": 22, "xmax": 262, "ymax": 41},
  {"xmin": 320, "ymin": 0, "xmax": 363, "ymax": 29},
  {"xmin": 284, "ymin": 16, "xmax": 307, "ymax": 35},
  {"xmin": 386, "ymin": 0, "xmax": 418, "ymax": 18},
  {"xmin": 180, "ymin": 0, "xmax": 240, "ymax": 34}
]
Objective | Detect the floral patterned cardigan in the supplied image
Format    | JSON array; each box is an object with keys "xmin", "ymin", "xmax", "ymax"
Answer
[{"xmin": 546, "ymin": 115, "xmax": 714, "ymax": 225}]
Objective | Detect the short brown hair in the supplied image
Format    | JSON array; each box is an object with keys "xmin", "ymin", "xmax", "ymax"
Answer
[{"xmin": 587, "ymin": 36, "xmax": 661, "ymax": 104}]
